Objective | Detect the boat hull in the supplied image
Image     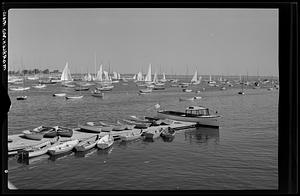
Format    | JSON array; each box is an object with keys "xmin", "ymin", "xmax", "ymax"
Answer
[
  {"xmin": 78, "ymin": 124, "xmax": 102, "ymax": 133},
  {"xmin": 47, "ymin": 140, "xmax": 79, "ymax": 155},
  {"xmin": 157, "ymin": 111, "xmax": 220, "ymax": 128}
]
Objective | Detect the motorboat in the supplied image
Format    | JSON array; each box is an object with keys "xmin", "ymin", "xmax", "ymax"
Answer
[{"xmin": 157, "ymin": 106, "xmax": 221, "ymax": 128}]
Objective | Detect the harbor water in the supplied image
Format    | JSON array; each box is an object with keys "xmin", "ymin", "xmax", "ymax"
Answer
[{"xmin": 7, "ymin": 81, "xmax": 278, "ymax": 190}]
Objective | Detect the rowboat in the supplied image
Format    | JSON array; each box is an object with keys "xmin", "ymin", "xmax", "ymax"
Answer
[
  {"xmin": 160, "ymin": 127, "xmax": 176, "ymax": 139},
  {"xmin": 153, "ymin": 86, "xmax": 165, "ymax": 90},
  {"xmin": 143, "ymin": 128, "xmax": 163, "ymax": 139},
  {"xmin": 157, "ymin": 106, "xmax": 221, "ymax": 128},
  {"xmin": 16, "ymin": 96, "xmax": 27, "ymax": 100},
  {"xmin": 96, "ymin": 86, "xmax": 114, "ymax": 91},
  {"xmin": 22, "ymin": 130, "xmax": 44, "ymax": 140},
  {"xmin": 116, "ymin": 120, "xmax": 135, "ymax": 130},
  {"xmin": 74, "ymin": 87, "xmax": 89, "ymax": 91},
  {"xmin": 121, "ymin": 119, "xmax": 151, "ymax": 129},
  {"xmin": 10, "ymin": 86, "xmax": 30, "ymax": 91},
  {"xmin": 47, "ymin": 139, "xmax": 79, "ymax": 156},
  {"xmin": 96, "ymin": 134, "xmax": 114, "ymax": 149},
  {"xmin": 179, "ymin": 96, "xmax": 202, "ymax": 101},
  {"xmin": 119, "ymin": 130, "xmax": 143, "ymax": 142},
  {"xmin": 129, "ymin": 115, "xmax": 151, "ymax": 123},
  {"xmin": 65, "ymin": 95, "xmax": 83, "ymax": 99},
  {"xmin": 32, "ymin": 126, "xmax": 57, "ymax": 138},
  {"xmin": 32, "ymin": 84, "xmax": 46, "ymax": 89},
  {"xmin": 53, "ymin": 93, "xmax": 66, "ymax": 97},
  {"xmin": 91, "ymin": 90, "xmax": 104, "ymax": 98},
  {"xmin": 18, "ymin": 138, "xmax": 60, "ymax": 158},
  {"xmin": 182, "ymin": 89, "xmax": 192, "ymax": 92},
  {"xmin": 62, "ymin": 83, "xmax": 76, "ymax": 88},
  {"xmin": 78, "ymin": 124, "xmax": 102, "ymax": 133},
  {"xmin": 139, "ymin": 88, "xmax": 152, "ymax": 93},
  {"xmin": 56, "ymin": 126, "xmax": 73, "ymax": 137},
  {"xmin": 74, "ymin": 135, "xmax": 100, "ymax": 152}
]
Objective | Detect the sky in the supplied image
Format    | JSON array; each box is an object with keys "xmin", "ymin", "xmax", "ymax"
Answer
[{"xmin": 8, "ymin": 8, "xmax": 278, "ymax": 76}]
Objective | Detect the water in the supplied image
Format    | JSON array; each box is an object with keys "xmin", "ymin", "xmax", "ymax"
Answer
[{"xmin": 7, "ymin": 81, "xmax": 278, "ymax": 190}]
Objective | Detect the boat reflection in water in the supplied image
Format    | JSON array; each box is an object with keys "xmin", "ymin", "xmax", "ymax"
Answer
[
  {"xmin": 184, "ymin": 127, "xmax": 220, "ymax": 145},
  {"xmin": 74, "ymin": 148, "xmax": 97, "ymax": 158},
  {"xmin": 97, "ymin": 146, "xmax": 113, "ymax": 155},
  {"xmin": 48, "ymin": 151, "xmax": 74, "ymax": 162}
]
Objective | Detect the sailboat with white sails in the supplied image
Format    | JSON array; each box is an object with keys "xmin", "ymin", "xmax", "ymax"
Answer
[{"xmin": 190, "ymin": 70, "xmax": 201, "ymax": 85}]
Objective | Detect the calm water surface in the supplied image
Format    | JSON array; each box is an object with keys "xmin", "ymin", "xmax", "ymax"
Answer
[{"xmin": 7, "ymin": 81, "xmax": 278, "ymax": 190}]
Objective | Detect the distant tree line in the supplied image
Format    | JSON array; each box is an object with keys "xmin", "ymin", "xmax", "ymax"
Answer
[{"xmin": 9, "ymin": 69, "xmax": 60, "ymax": 75}]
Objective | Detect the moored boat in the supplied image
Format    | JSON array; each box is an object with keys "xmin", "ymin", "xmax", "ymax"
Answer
[
  {"xmin": 16, "ymin": 96, "xmax": 27, "ymax": 100},
  {"xmin": 157, "ymin": 106, "xmax": 221, "ymax": 128},
  {"xmin": 139, "ymin": 88, "xmax": 152, "ymax": 93},
  {"xmin": 160, "ymin": 127, "xmax": 176, "ymax": 139},
  {"xmin": 78, "ymin": 124, "xmax": 102, "ymax": 133},
  {"xmin": 119, "ymin": 130, "xmax": 143, "ymax": 142},
  {"xmin": 53, "ymin": 93, "xmax": 67, "ymax": 97},
  {"xmin": 143, "ymin": 127, "xmax": 163, "ymax": 139},
  {"xmin": 96, "ymin": 134, "xmax": 114, "ymax": 149},
  {"xmin": 65, "ymin": 95, "xmax": 84, "ymax": 99},
  {"xmin": 96, "ymin": 85, "xmax": 114, "ymax": 91},
  {"xmin": 74, "ymin": 135, "xmax": 100, "ymax": 152},
  {"xmin": 74, "ymin": 86, "xmax": 89, "ymax": 91},
  {"xmin": 121, "ymin": 119, "xmax": 151, "ymax": 129},
  {"xmin": 56, "ymin": 126, "xmax": 73, "ymax": 137},
  {"xmin": 47, "ymin": 139, "xmax": 79, "ymax": 156},
  {"xmin": 10, "ymin": 86, "xmax": 30, "ymax": 91},
  {"xmin": 32, "ymin": 126, "xmax": 57, "ymax": 138},
  {"xmin": 32, "ymin": 84, "xmax": 46, "ymax": 89},
  {"xmin": 22, "ymin": 130, "xmax": 44, "ymax": 140},
  {"xmin": 91, "ymin": 89, "xmax": 104, "ymax": 98}
]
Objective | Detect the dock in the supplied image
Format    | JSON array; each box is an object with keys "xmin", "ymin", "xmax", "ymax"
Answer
[{"xmin": 8, "ymin": 121, "xmax": 197, "ymax": 155}]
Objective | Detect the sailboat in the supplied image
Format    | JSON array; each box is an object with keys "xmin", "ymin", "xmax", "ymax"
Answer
[
  {"xmin": 144, "ymin": 64, "xmax": 152, "ymax": 84},
  {"xmin": 15, "ymin": 59, "xmax": 30, "ymax": 100},
  {"xmin": 60, "ymin": 62, "xmax": 73, "ymax": 82},
  {"xmin": 160, "ymin": 72, "xmax": 167, "ymax": 83},
  {"xmin": 190, "ymin": 70, "xmax": 200, "ymax": 85}
]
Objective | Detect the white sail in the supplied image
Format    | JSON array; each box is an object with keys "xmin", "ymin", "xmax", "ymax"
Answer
[
  {"xmin": 153, "ymin": 72, "xmax": 158, "ymax": 83},
  {"xmin": 191, "ymin": 70, "xmax": 198, "ymax": 83},
  {"xmin": 117, "ymin": 73, "xmax": 121, "ymax": 80},
  {"xmin": 133, "ymin": 74, "xmax": 137, "ymax": 80},
  {"xmin": 60, "ymin": 62, "xmax": 73, "ymax": 81},
  {"xmin": 112, "ymin": 72, "xmax": 118, "ymax": 80},
  {"xmin": 96, "ymin": 64, "xmax": 103, "ymax": 81},
  {"xmin": 160, "ymin": 72, "xmax": 167, "ymax": 82},
  {"xmin": 144, "ymin": 64, "xmax": 152, "ymax": 82},
  {"xmin": 198, "ymin": 76, "xmax": 202, "ymax": 83},
  {"xmin": 103, "ymin": 71, "xmax": 110, "ymax": 81},
  {"xmin": 137, "ymin": 72, "xmax": 143, "ymax": 81}
]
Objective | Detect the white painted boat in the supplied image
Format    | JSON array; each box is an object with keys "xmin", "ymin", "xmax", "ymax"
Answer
[
  {"xmin": 157, "ymin": 106, "xmax": 221, "ymax": 128},
  {"xmin": 143, "ymin": 127, "xmax": 163, "ymax": 139},
  {"xmin": 32, "ymin": 84, "xmax": 46, "ymax": 89},
  {"xmin": 74, "ymin": 135, "xmax": 100, "ymax": 152},
  {"xmin": 119, "ymin": 130, "xmax": 143, "ymax": 141},
  {"xmin": 10, "ymin": 86, "xmax": 30, "ymax": 91},
  {"xmin": 53, "ymin": 93, "xmax": 66, "ymax": 97},
  {"xmin": 182, "ymin": 89, "xmax": 192, "ymax": 93},
  {"xmin": 21, "ymin": 140, "xmax": 60, "ymax": 158},
  {"xmin": 96, "ymin": 85, "xmax": 114, "ymax": 91},
  {"xmin": 139, "ymin": 88, "xmax": 152, "ymax": 93},
  {"xmin": 96, "ymin": 134, "xmax": 114, "ymax": 149},
  {"xmin": 65, "ymin": 95, "xmax": 83, "ymax": 99},
  {"xmin": 47, "ymin": 139, "xmax": 79, "ymax": 155}
]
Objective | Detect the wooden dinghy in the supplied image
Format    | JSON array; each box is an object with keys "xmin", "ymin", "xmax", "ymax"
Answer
[
  {"xmin": 122, "ymin": 119, "xmax": 151, "ymax": 129},
  {"xmin": 56, "ymin": 126, "xmax": 74, "ymax": 137},
  {"xmin": 96, "ymin": 134, "xmax": 114, "ymax": 150},
  {"xmin": 65, "ymin": 95, "xmax": 84, "ymax": 99},
  {"xmin": 74, "ymin": 87, "xmax": 89, "ymax": 91},
  {"xmin": 160, "ymin": 127, "xmax": 176, "ymax": 139},
  {"xmin": 53, "ymin": 93, "xmax": 66, "ymax": 97},
  {"xmin": 32, "ymin": 126, "xmax": 57, "ymax": 138},
  {"xmin": 78, "ymin": 123, "xmax": 102, "ymax": 133},
  {"xmin": 22, "ymin": 130, "xmax": 44, "ymax": 140},
  {"xmin": 143, "ymin": 128, "xmax": 163, "ymax": 139},
  {"xmin": 91, "ymin": 90, "xmax": 104, "ymax": 98},
  {"xmin": 119, "ymin": 130, "xmax": 143, "ymax": 142},
  {"xmin": 18, "ymin": 138, "xmax": 60, "ymax": 159},
  {"xmin": 74, "ymin": 135, "xmax": 100, "ymax": 152},
  {"xmin": 47, "ymin": 139, "xmax": 79, "ymax": 156}
]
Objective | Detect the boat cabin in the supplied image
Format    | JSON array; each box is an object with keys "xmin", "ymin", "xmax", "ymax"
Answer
[{"xmin": 185, "ymin": 106, "xmax": 210, "ymax": 116}]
